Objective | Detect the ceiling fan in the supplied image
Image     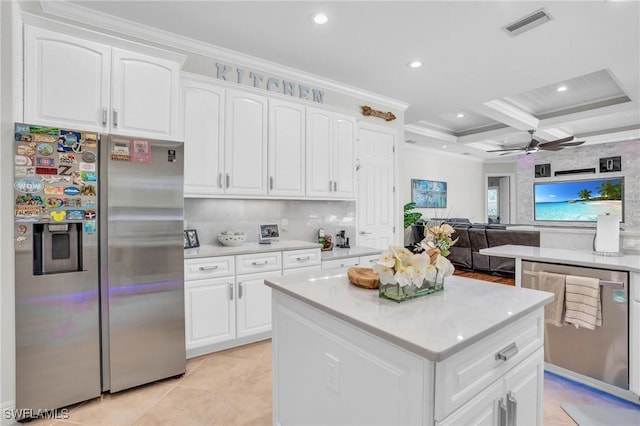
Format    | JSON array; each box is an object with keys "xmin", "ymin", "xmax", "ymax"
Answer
[{"xmin": 488, "ymin": 130, "xmax": 585, "ymax": 155}]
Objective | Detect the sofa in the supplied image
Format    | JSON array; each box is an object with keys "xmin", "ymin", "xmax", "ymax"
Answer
[{"xmin": 412, "ymin": 221, "xmax": 540, "ymax": 276}]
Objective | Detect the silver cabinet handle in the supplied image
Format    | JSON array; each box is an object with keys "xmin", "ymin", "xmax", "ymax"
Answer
[
  {"xmin": 229, "ymin": 283, "xmax": 234, "ymax": 300},
  {"xmin": 498, "ymin": 398, "xmax": 507, "ymax": 426},
  {"xmin": 113, "ymin": 109, "xmax": 118, "ymax": 127},
  {"xmin": 296, "ymin": 256, "xmax": 310, "ymax": 261},
  {"xmin": 360, "ymin": 231, "xmax": 372, "ymax": 235},
  {"xmin": 226, "ymin": 173, "xmax": 230, "ymax": 188},
  {"xmin": 252, "ymin": 261, "xmax": 268, "ymax": 266},
  {"xmin": 334, "ymin": 181, "xmax": 338, "ymax": 192},
  {"xmin": 368, "ymin": 258, "xmax": 376, "ymax": 263},
  {"xmin": 507, "ymin": 391, "xmax": 517, "ymax": 426},
  {"xmin": 102, "ymin": 107, "xmax": 108, "ymax": 126},
  {"xmin": 218, "ymin": 173, "xmax": 223, "ymax": 188},
  {"xmin": 199, "ymin": 265, "xmax": 219, "ymax": 271},
  {"xmin": 270, "ymin": 176, "xmax": 274, "ymax": 190},
  {"xmin": 328, "ymin": 180, "xmax": 333, "ymax": 192},
  {"xmin": 496, "ymin": 342, "xmax": 518, "ymax": 361},
  {"xmin": 238, "ymin": 282, "xmax": 243, "ymax": 299}
]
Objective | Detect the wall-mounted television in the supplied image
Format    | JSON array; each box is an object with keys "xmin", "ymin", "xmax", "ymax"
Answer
[{"xmin": 534, "ymin": 177, "xmax": 624, "ymax": 222}]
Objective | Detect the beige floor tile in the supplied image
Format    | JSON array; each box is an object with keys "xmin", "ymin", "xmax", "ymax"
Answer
[
  {"xmin": 216, "ymin": 339, "xmax": 271, "ymax": 360},
  {"xmin": 178, "ymin": 355, "xmax": 259, "ymax": 393},
  {"xmin": 131, "ymin": 386, "xmax": 232, "ymax": 426},
  {"xmin": 214, "ymin": 392, "xmax": 272, "ymax": 426},
  {"xmin": 242, "ymin": 366, "xmax": 273, "ymax": 396}
]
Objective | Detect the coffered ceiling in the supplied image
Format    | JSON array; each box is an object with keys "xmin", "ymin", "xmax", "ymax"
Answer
[{"xmin": 35, "ymin": 0, "xmax": 640, "ymax": 161}]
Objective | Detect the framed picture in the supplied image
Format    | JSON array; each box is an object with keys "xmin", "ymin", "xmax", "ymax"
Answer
[
  {"xmin": 258, "ymin": 223, "xmax": 280, "ymax": 244},
  {"xmin": 411, "ymin": 179, "xmax": 447, "ymax": 208},
  {"xmin": 184, "ymin": 229, "xmax": 200, "ymax": 249}
]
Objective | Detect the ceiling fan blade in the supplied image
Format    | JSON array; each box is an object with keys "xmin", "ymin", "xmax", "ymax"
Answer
[
  {"xmin": 540, "ymin": 146, "xmax": 564, "ymax": 151},
  {"xmin": 487, "ymin": 147, "xmax": 525, "ymax": 153},
  {"xmin": 499, "ymin": 151, "xmax": 521, "ymax": 156},
  {"xmin": 538, "ymin": 136, "xmax": 575, "ymax": 147},
  {"xmin": 556, "ymin": 140, "xmax": 585, "ymax": 147}
]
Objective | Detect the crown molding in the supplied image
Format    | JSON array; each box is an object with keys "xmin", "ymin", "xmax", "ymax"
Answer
[
  {"xmin": 39, "ymin": 0, "xmax": 409, "ymax": 112},
  {"xmin": 404, "ymin": 124, "xmax": 458, "ymax": 143},
  {"xmin": 472, "ymin": 100, "xmax": 539, "ymax": 131}
]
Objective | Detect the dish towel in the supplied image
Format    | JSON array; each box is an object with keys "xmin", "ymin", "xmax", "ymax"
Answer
[
  {"xmin": 564, "ymin": 275, "xmax": 602, "ymax": 330},
  {"xmin": 537, "ymin": 271, "xmax": 566, "ymax": 327}
]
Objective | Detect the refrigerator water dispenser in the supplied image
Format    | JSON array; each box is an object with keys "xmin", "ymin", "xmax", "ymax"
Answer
[{"xmin": 33, "ymin": 223, "xmax": 83, "ymax": 274}]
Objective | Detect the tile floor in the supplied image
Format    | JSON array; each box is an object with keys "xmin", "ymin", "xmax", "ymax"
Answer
[{"xmin": 27, "ymin": 338, "xmax": 640, "ymax": 425}]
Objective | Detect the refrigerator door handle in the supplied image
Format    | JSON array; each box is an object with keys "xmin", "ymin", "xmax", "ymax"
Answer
[{"xmin": 102, "ymin": 108, "xmax": 108, "ymax": 126}]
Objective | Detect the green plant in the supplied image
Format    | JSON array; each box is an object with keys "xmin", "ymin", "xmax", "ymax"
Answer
[{"xmin": 403, "ymin": 202, "xmax": 422, "ymax": 229}]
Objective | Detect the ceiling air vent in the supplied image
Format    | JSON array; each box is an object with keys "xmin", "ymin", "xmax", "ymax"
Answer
[{"xmin": 503, "ymin": 9, "xmax": 553, "ymax": 37}]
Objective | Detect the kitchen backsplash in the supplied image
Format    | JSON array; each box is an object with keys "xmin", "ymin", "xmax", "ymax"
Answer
[{"xmin": 184, "ymin": 198, "xmax": 356, "ymax": 245}]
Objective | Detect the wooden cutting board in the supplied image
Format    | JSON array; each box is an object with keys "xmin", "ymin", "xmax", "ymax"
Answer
[{"xmin": 347, "ymin": 267, "xmax": 379, "ymax": 289}]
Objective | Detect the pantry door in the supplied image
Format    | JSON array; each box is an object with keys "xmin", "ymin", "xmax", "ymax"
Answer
[{"xmin": 356, "ymin": 123, "xmax": 396, "ymax": 249}]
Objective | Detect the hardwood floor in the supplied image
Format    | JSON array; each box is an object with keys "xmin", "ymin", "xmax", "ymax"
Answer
[{"xmin": 453, "ymin": 268, "xmax": 515, "ymax": 285}]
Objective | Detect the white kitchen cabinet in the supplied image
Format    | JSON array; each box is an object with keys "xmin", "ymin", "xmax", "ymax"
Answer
[
  {"xmin": 181, "ymin": 74, "xmax": 225, "ymax": 196},
  {"xmin": 305, "ymin": 107, "xmax": 356, "ymax": 199},
  {"xmin": 268, "ymin": 99, "xmax": 306, "ymax": 197},
  {"xmin": 224, "ymin": 89, "xmax": 268, "ymax": 196},
  {"xmin": 23, "ymin": 25, "xmax": 181, "ymax": 140},
  {"xmin": 236, "ymin": 270, "xmax": 280, "ymax": 339},
  {"xmin": 184, "ymin": 276, "xmax": 236, "ymax": 351},
  {"xmin": 321, "ymin": 256, "xmax": 359, "ymax": 271}
]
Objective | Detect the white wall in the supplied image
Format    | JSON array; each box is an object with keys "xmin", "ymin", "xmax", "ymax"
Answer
[{"xmin": 401, "ymin": 144, "xmax": 485, "ymax": 226}]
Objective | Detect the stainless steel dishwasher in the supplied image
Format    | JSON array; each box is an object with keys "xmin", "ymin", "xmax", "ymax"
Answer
[{"xmin": 521, "ymin": 260, "xmax": 629, "ymax": 392}]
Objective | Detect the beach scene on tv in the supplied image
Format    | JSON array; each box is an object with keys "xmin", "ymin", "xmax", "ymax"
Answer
[{"xmin": 534, "ymin": 178, "xmax": 623, "ymax": 222}]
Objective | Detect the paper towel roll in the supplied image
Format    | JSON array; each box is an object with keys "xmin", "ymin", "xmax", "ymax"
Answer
[{"xmin": 595, "ymin": 214, "xmax": 620, "ymax": 254}]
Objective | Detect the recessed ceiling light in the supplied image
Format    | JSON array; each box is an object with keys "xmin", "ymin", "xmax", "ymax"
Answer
[
  {"xmin": 442, "ymin": 145, "xmax": 448, "ymax": 148},
  {"xmin": 557, "ymin": 85, "xmax": 568, "ymax": 92},
  {"xmin": 408, "ymin": 60, "xmax": 422, "ymax": 68},
  {"xmin": 312, "ymin": 13, "xmax": 328, "ymax": 24},
  {"xmin": 456, "ymin": 113, "xmax": 465, "ymax": 118}
]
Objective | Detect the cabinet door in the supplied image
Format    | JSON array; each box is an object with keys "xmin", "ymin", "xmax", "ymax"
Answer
[
  {"xmin": 437, "ymin": 378, "xmax": 503, "ymax": 426},
  {"xmin": 268, "ymin": 99, "xmax": 305, "ymax": 197},
  {"xmin": 184, "ymin": 277, "xmax": 235, "ymax": 350},
  {"xmin": 333, "ymin": 113, "xmax": 356, "ymax": 198},
  {"xmin": 181, "ymin": 77, "xmax": 225, "ymax": 196},
  {"xmin": 236, "ymin": 270, "xmax": 281, "ymax": 338},
  {"xmin": 224, "ymin": 89, "xmax": 268, "ymax": 195},
  {"xmin": 24, "ymin": 26, "xmax": 111, "ymax": 132},
  {"xmin": 504, "ymin": 348, "xmax": 544, "ymax": 426},
  {"xmin": 111, "ymin": 48, "xmax": 180, "ymax": 139},
  {"xmin": 305, "ymin": 107, "xmax": 333, "ymax": 197}
]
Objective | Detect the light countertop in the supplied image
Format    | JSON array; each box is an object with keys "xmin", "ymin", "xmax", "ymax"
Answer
[
  {"xmin": 184, "ymin": 240, "xmax": 322, "ymax": 259},
  {"xmin": 320, "ymin": 246, "xmax": 381, "ymax": 261},
  {"xmin": 264, "ymin": 271, "xmax": 552, "ymax": 362},
  {"xmin": 480, "ymin": 245, "xmax": 640, "ymax": 272}
]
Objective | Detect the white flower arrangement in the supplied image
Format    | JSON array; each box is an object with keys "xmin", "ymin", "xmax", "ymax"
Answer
[{"xmin": 372, "ymin": 245, "xmax": 454, "ymax": 288}]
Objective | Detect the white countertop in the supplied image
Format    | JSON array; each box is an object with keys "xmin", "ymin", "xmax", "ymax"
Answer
[
  {"xmin": 320, "ymin": 246, "xmax": 381, "ymax": 261},
  {"xmin": 480, "ymin": 245, "xmax": 640, "ymax": 272},
  {"xmin": 265, "ymin": 271, "xmax": 553, "ymax": 362},
  {"xmin": 184, "ymin": 240, "xmax": 322, "ymax": 259}
]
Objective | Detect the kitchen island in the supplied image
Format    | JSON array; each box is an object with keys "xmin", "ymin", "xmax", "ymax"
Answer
[{"xmin": 265, "ymin": 271, "xmax": 553, "ymax": 425}]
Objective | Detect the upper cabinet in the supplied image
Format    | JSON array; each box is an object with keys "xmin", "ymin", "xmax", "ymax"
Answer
[
  {"xmin": 23, "ymin": 25, "xmax": 181, "ymax": 140},
  {"xmin": 268, "ymin": 99, "xmax": 305, "ymax": 197},
  {"xmin": 224, "ymin": 89, "xmax": 268, "ymax": 196},
  {"xmin": 306, "ymin": 107, "xmax": 356, "ymax": 198},
  {"xmin": 181, "ymin": 75, "xmax": 225, "ymax": 196}
]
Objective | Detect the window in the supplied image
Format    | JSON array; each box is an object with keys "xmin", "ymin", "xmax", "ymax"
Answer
[{"xmin": 487, "ymin": 187, "xmax": 499, "ymax": 217}]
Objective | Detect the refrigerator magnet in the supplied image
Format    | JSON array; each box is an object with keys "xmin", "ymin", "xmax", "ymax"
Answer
[{"xmin": 84, "ymin": 220, "xmax": 97, "ymax": 234}]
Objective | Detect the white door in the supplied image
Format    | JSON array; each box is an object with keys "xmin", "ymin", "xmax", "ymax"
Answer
[
  {"xmin": 224, "ymin": 89, "xmax": 268, "ymax": 195},
  {"xmin": 268, "ymin": 99, "xmax": 305, "ymax": 197},
  {"xmin": 499, "ymin": 176, "xmax": 511, "ymax": 224},
  {"xmin": 181, "ymin": 76, "xmax": 225, "ymax": 196},
  {"xmin": 333, "ymin": 114, "xmax": 356, "ymax": 198},
  {"xmin": 111, "ymin": 48, "xmax": 180, "ymax": 139},
  {"xmin": 356, "ymin": 124, "xmax": 396, "ymax": 249},
  {"xmin": 236, "ymin": 271, "xmax": 281, "ymax": 338},
  {"xmin": 23, "ymin": 26, "xmax": 111, "ymax": 132},
  {"xmin": 306, "ymin": 107, "xmax": 333, "ymax": 197},
  {"xmin": 504, "ymin": 349, "xmax": 544, "ymax": 426},
  {"xmin": 184, "ymin": 277, "xmax": 236, "ymax": 350}
]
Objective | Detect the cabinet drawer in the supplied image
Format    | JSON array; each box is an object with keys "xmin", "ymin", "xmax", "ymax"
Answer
[
  {"xmin": 434, "ymin": 309, "xmax": 544, "ymax": 421},
  {"xmin": 322, "ymin": 256, "xmax": 359, "ymax": 270},
  {"xmin": 359, "ymin": 254, "xmax": 380, "ymax": 266},
  {"xmin": 283, "ymin": 248, "xmax": 321, "ymax": 270},
  {"xmin": 185, "ymin": 256, "xmax": 234, "ymax": 280},
  {"xmin": 236, "ymin": 252, "xmax": 282, "ymax": 274}
]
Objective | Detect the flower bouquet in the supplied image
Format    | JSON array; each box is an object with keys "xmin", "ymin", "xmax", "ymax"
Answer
[{"xmin": 374, "ymin": 225, "xmax": 456, "ymax": 302}]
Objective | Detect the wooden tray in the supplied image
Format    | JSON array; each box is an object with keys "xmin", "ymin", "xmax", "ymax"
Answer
[{"xmin": 347, "ymin": 267, "xmax": 379, "ymax": 289}]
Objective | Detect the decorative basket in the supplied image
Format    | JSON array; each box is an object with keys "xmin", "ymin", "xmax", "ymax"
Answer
[{"xmin": 217, "ymin": 232, "xmax": 247, "ymax": 246}]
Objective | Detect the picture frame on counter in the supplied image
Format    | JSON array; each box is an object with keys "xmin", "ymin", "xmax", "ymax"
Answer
[{"xmin": 184, "ymin": 229, "xmax": 200, "ymax": 249}]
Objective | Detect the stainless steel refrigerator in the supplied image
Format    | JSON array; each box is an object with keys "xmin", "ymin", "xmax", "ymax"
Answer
[{"xmin": 13, "ymin": 124, "xmax": 185, "ymax": 417}]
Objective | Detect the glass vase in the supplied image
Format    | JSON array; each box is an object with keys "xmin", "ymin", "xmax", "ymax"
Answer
[{"xmin": 378, "ymin": 276, "xmax": 444, "ymax": 303}]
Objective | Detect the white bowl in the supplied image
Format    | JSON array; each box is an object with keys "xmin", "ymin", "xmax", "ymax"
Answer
[{"xmin": 217, "ymin": 232, "xmax": 247, "ymax": 246}]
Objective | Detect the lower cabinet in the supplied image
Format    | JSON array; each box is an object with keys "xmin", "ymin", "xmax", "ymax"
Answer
[
  {"xmin": 184, "ymin": 247, "xmax": 321, "ymax": 357},
  {"xmin": 321, "ymin": 253, "xmax": 381, "ymax": 270}
]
